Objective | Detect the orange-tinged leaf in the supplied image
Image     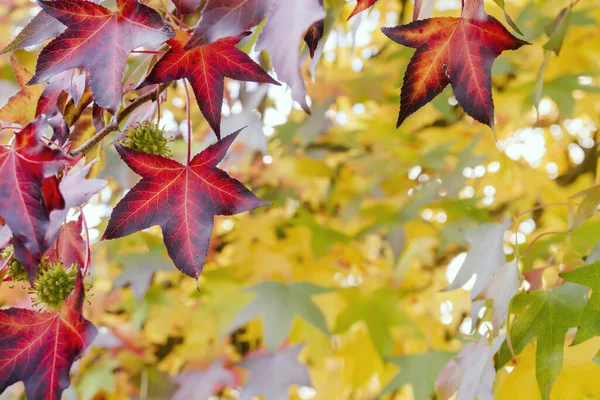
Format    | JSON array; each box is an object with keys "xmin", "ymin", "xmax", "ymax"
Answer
[
  {"xmin": 382, "ymin": 2, "xmax": 527, "ymax": 128},
  {"xmin": 348, "ymin": 0, "xmax": 377, "ymax": 20}
]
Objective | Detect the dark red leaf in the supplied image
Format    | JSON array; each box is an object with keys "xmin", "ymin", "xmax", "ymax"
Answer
[
  {"xmin": 28, "ymin": 0, "xmax": 173, "ymax": 113},
  {"xmin": 0, "ymin": 117, "xmax": 76, "ymax": 278},
  {"xmin": 102, "ymin": 129, "xmax": 270, "ymax": 278},
  {"xmin": 304, "ymin": 18, "xmax": 324, "ymax": 58},
  {"xmin": 46, "ymin": 214, "xmax": 88, "ymax": 269},
  {"xmin": 139, "ymin": 31, "xmax": 279, "ymax": 139},
  {"xmin": 381, "ymin": 0, "xmax": 527, "ymax": 128},
  {"xmin": 172, "ymin": 0, "xmax": 201, "ymax": 15},
  {"xmin": 348, "ymin": 0, "xmax": 377, "ymax": 20},
  {"xmin": 0, "ymin": 271, "xmax": 96, "ymax": 399},
  {"xmin": 185, "ymin": 0, "xmax": 272, "ymax": 48}
]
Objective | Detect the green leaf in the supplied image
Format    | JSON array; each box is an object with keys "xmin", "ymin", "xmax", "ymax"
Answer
[
  {"xmin": 571, "ymin": 185, "xmax": 600, "ymax": 230},
  {"xmin": 77, "ymin": 359, "xmax": 119, "ymax": 400},
  {"xmin": 543, "ymin": 6, "xmax": 572, "ymax": 55},
  {"xmin": 380, "ymin": 351, "xmax": 454, "ymax": 399},
  {"xmin": 334, "ymin": 287, "xmax": 422, "ymax": 355},
  {"xmin": 560, "ymin": 261, "xmax": 600, "ymax": 345},
  {"xmin": 229, "ymin": 281, "xmax": 331, "ymax": 352},
  {"xmin": 498, "ymin": 283, "xmax": 588, "ymax": 400},
  {"xmin": 290, "ymin": 210, "xmax": 349, "ymax": 256},
  {"xmin": 492, "ymin": 0, "xmax": 524, "ymax": 35}
]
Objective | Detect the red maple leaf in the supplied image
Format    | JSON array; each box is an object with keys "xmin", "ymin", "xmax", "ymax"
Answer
[
  {"xmin": 0, "ymin": 117, "xmax": 76, "ymax": 277},
  {"xmin": 28, "ymin": 0, "xmax": 173, "ymax": 113},
  {"xmin": 46, "ymin": 214, "xmax": 89, "ymax": 269},
  {"xmin": 304, "ymin": 0, "xmax": 325, "ymax": 59},
  {"xmin": 139, "ymin": 31, "xmax": 278, "ymax": 139},
  {"xmin": 102, "ymin": 129, "xmax": 270, "ymax": 278},
  {"xmin": 348, "ymin": 0, "xmax": 377, "ymax": 20},
  {"xmin": 0, "ymin": 271, "xmax": 96, "ymax": 399},
  {"xmin": 381, "ymin": 0, "xmax": 527, "ymax": 128}
]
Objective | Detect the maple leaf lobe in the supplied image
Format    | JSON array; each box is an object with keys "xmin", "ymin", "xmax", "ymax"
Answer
[
  {"xmin": 139, "ymin": 31, "xmax": 279, "ymax": 139},
  {"xmin": 382, "ymin": 13, "xmax": 527, "ymax": 128},
  {"xmin": 0, "ymin": 271, "xmax": 96, "ymax": 399},
  {"xmin": 0, "ymin": 117, "xmax": 75, "ymax": 278},
  {"xmin": 28, "ymin": 0, "xmax": 173, "ymax": 113},
  {"xmin": 348, "ymin": 0, "xmax": 377, "ymax": 20},
  {"xmin": 102, "ymin": 129, "xmax": 270, "ymax": 278}
]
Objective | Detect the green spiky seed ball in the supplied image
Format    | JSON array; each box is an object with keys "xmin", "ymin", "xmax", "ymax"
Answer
[
  {"xmin": 33, "ymin": 259, "xmax": 77, "ymax": 309},
  {"xmin": 122, "ymin": 122, "xmax": 172, "ymax": 156},
  {"xmin": 1, "ymin": 245, "xmax": 28, "ymax": 282}
]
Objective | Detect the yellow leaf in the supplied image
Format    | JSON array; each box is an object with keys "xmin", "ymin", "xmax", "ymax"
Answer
[{"xmin": 495, "ymin": 336, "xmax": 600, "ymax": 400}]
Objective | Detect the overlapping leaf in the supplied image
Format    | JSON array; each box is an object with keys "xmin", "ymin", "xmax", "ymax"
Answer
[
  {"xmin": 229, "ymin": 281, "xmax": 330, "ymax": 352},
  {"xmin": 186, "ymin": 0, "xmax": 272, "ymax": 48},
  {"xmin": 382, "ymin": 0, "xmax": 527, "ymax": 128},
  {"xmin": 497, "ymin": 283, "xmax": 588, "ymax": 400},
  {"xmin": 255, "ymin": 0, "xmax": 325, "ymax": 113},
  {"xmin": 139, "ymin": 31, "xmax": 278, "ymax": 139},
  {"xmin": 0, "ymin": 117, "xmax": 75, "ymax": 277},
  {"xmin": 103, "ymin": 129, "xmax": 270, "ymax": 278},
  {"xmin": 560, "ymin": 261, "xmax": 600, "ymax": 345},
  {"xmin": 172, "ymin": 358, "xmax": 236, "ymax": 400},
  {"xmin": 381, "ymin": 351, "xmax": 454, "ymax": 399},
  {"xmin": 0, "ymin": 271, "xmax": 96, "ymax": 399},
  {"xmin": 28, "ymin": 0, "xmax": 173, "ymax": 113},
  {"xmin": 0, "ymin": 57, "xmax": 44, "ymax": 126},
  {"xmin": 238, "ymin": 345, "xmax": 312, "ymax": 400}
]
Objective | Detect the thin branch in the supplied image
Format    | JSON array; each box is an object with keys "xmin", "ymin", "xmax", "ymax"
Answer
[{"xmin": 69, "ymin": 83, "xmax": 169, "ymax": 156}]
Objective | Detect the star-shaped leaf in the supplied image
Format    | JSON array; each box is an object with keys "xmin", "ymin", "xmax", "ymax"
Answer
[
  {"xmin": 139, "ymin": 30, "xmax": 278, "ymax": 139},
  {"xmin": 381, "ymin": 0, "xmax": 527, "ymax": 128},
  {"xmin": 0, "ymin": 116, "xmax": 75, "ymax": 277},
  {"xmin": 560, "ymin": 261, "xmax": 600, "ymax": 345},
  {"xmin": 497, "ymin": 283, "xmax": 588, "ymax": 400},
  {"xmin": 255, "ymin": 0, "xmax": 325, "ymax": 113},
  {"xmin": 171, "ymin": 358, "xmax": 236, "ymax": 400},
  {"xmin": 28, "ymin": 0, "xmax": 173, "ymax": 113},
  {"xmin": 0, "ymin": 271, "xmax": 97, "ymax": 400},
  {"xmin": 237, "ymin": 345, "xmax": 312, "ymax": 400},
  {"xmin": 229, "ymin": 281, "xmax": 330, "ymax": 352},
  {"xmin": 102, "ymin": 129, "xmax": 270, "ymax": 278}
]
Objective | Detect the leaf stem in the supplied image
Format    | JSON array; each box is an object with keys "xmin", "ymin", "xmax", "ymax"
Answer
[
  {"xmin": 519, "ymin": 231, "xmax": 566, "ymax": 259},
  {"xmin": 69, "ymin": 83, "xmax": 169, "ymax": 156},
  {"xmin": 514, "ymin": 202, "xmax": 572, "ymax": 219},
  {"xmin": 183, "ymin": 80, "xmax": 192, "ymax": 165}
]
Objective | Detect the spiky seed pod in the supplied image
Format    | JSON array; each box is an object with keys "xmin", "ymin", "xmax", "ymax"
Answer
[
  {"xmin": 33, "ymin": 259, "xmax": 78, "ymax": 309},
  {"xmin": 1, "ymin": 245, "xmax": 28, "ymax": 282},
  {"xmin": 122, "ymin": 122, "xmax": 172, "ymax": 156}
]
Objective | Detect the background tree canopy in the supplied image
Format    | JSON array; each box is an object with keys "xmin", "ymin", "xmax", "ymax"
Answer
[{"xmin": 0, "ymin": 0, "xmax": 599, "ymax": 399}]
